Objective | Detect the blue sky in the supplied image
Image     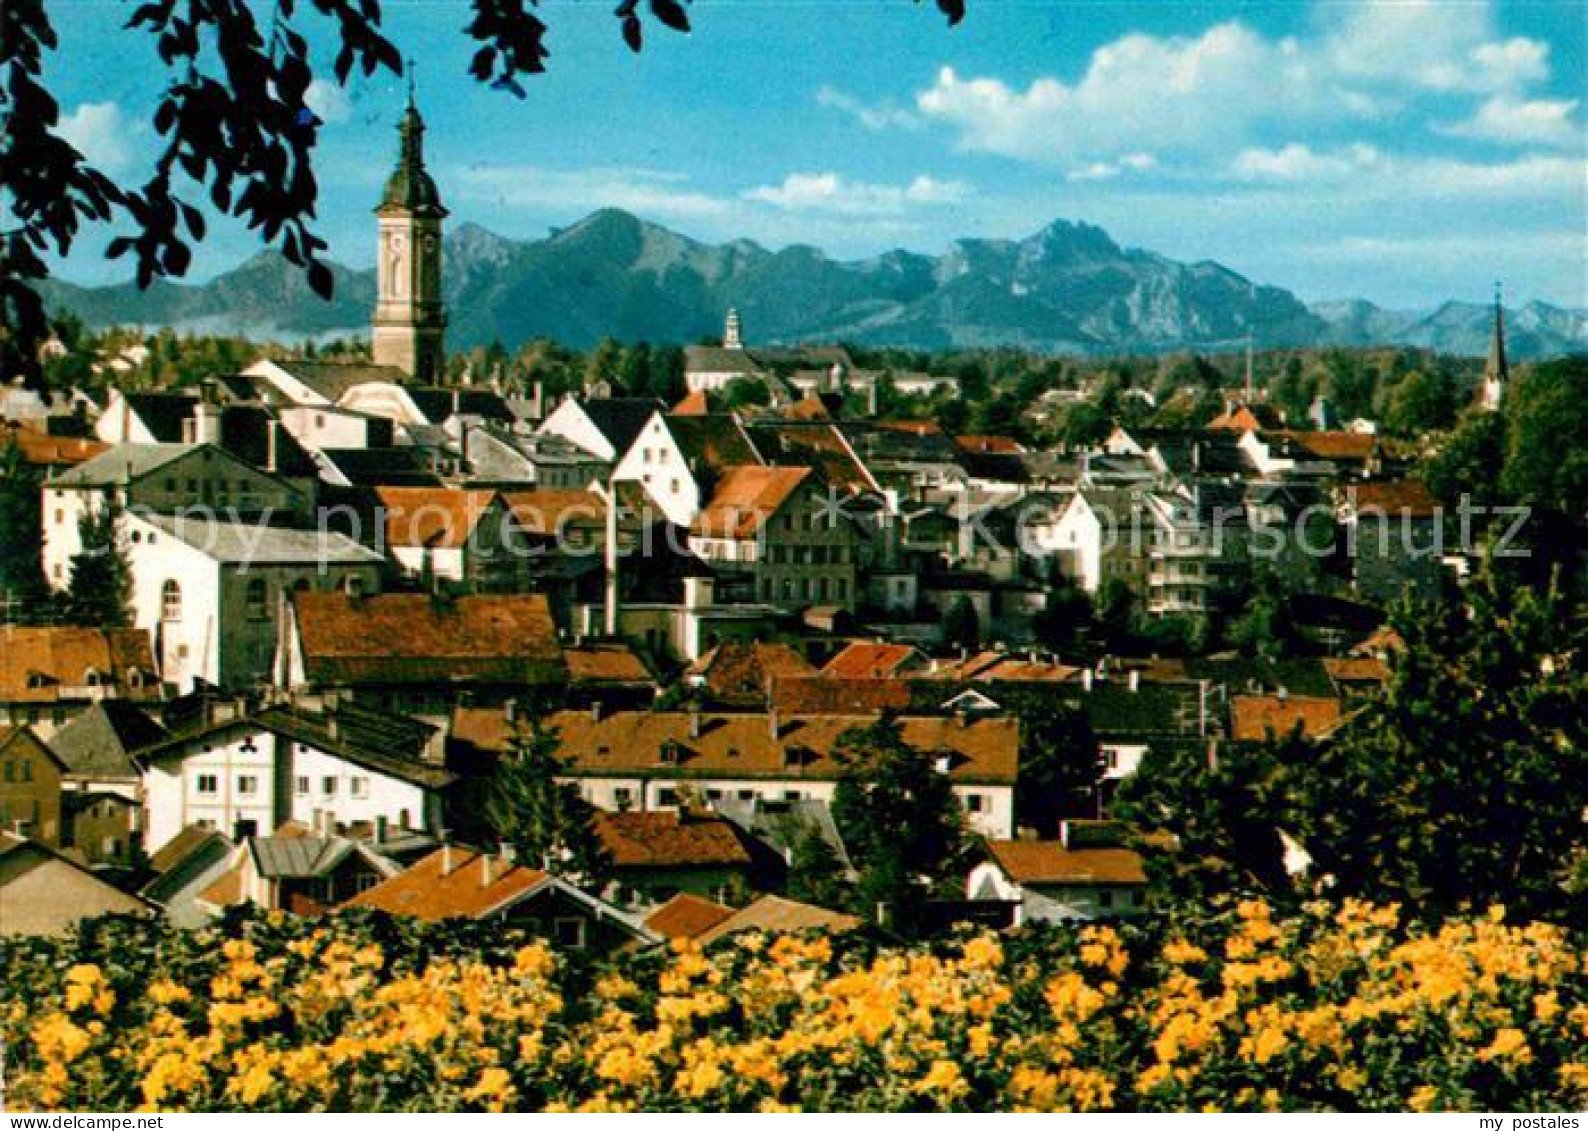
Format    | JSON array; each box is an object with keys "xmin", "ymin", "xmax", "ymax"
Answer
[{"xmin": 46, "ymin": 0, "xmax": 1586, "ymax": 309}]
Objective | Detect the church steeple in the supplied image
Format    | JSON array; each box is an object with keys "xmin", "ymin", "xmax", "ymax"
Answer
[
  {"xmin": 1480, "ymin": 282, "xmax": 1508, "ymax": 412},
  {"xmin": 372, "ymin": 64, "xmax": 448, "ymax": 383}
]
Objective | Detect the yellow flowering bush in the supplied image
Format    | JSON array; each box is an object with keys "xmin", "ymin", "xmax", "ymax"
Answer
[{"xmin": 2, "ymin": 899, "xmax": 1583, "ymax": 1112}]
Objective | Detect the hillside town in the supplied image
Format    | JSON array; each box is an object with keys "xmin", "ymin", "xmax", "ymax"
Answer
[{"xmin": 0, "ymin": 97, "xmax": 1577, "ymax": 955}]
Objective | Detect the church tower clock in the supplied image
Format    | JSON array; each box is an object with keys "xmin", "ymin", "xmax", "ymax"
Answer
[{"xmin": 372, "ymin": 77, "xmax": 448, "ymax": 383}]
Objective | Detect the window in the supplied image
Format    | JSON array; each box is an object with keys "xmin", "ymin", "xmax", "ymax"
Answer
[
  {"xmin": 783, "ymin": 790, "xmax": 802, "ymax": 801},
  {"xmin": 343, "ymin": 575, "xmax": 364, "ymax": 597},
  {"xmin": 20, "ymin": 761, "xmax": 31, "ymax": 782},
  {"xmin": 1098, "ymin": 890, "xmax": 1115, "ymax": 909},
  {"xmin": 612, "ymin": 787, "xmax": 633, "ymax": 807},
  {"xmin": 195, "ymin": 774, "xmax": 218, "ymax": 795},
  {"xmin": 245, "ymin": 578, "xmax": 268, "ymax": 620},
  {"xmin": 2, "ymin": 762, "xmax": 11, "ymax": 782},
  {"xmin": 234, "ymin": 819, "xmax": 257, "ymax": 839},
  {"xmin": 322, "ymin": 776, "xmax": 337, "ymax": 797},
  {"xmin": 236, "ymin": 775, "xmax": 258, "ymax": 796},
  {"xmin": 350, "ymin": 776, "xmax": 369, "ymax": 799},
  {"xmin": 656, "ymin": 787, "xmax": 679, "ymax": 807},
  {"xmin": 160, "ymin": 580, "xmax": 182, "ymax": 621},
  {"xmin": 552, "ymin": 916, "xmax": 586, "ymax": 949},
  {"xmin": 964, "ymin": 793, "xmax": 985, "ymax": 813}
]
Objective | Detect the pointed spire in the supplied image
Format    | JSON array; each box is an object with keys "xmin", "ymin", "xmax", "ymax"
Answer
[
  {"xmin": 378, "ymin": 64, "xmax": 447, "ymax": 218},
  {"xmin": 1480, "ymin": 280, "xmax": 1509, "ymax": 411}
]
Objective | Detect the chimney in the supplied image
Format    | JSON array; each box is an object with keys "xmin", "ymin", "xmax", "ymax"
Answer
[
  {"xmin": 689, "ymin": 706, "xmax": 702, "ymax": 740},
  {"xmin": 590, "ymin": 699, "xmax": 602, "ymax": 722},
  {"xmin": 768, "ymin": 708, "xmax": 779, "ymax": 741},
  {"xmin": 1060, "ymin": 820, "xmax": 1074, "ymax": 850},
  {"xmin": 1081, "ymin": 669, "xmax": 1093, "ymax": 692},
  {"xmin": 504, "ymin": 698, "xmax": 517, "ymax": 725},
  {"xmin": 1128, "ymin": 669, "xmax": 1140, "ymax": 692},
  {"xmin": 603, "ymin": 479, "xmax": 620, "ymax": 636},
  {"xmin": 441, "ymin": 841, "xmax": 455, "ymax": 876},
  {"xmin": 530, "ymin": 381, "xmax": 544, "ymax": 421},
  {"xmin": 193, "ymin": 399, "xmax": 221, "ymax": 446},
  {"xmin": 265, "ymin": 420, "xmax": 279, "ymax": 473},
  {"xmin": 866, "ymin": 376, "xmax": 878, "ymax": 418},
  {"xmin": 481, "ymin": 852, "xmax": 494, "ymax": 888},
  {"xmin": 327, "ymin": 713, "xmax": 340, "ymax": 742}
]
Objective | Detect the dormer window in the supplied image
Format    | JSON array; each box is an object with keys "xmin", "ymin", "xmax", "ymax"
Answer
[
  {"xmin": 659, "ymin": 741, "xmax": 683, "ymax": 766},
  {"xmin": 84, "ymin": 668, "xmax": 102, "ymax": 688}
]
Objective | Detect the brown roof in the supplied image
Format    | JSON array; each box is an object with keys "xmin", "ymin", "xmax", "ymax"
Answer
[
  {"xmin": 595, "ymin": 811, "xmax": 751, "ymax": 869},
  {"xmin": 195, "ymin": 865, "xmax": 245, "ymax": 909},
  {"xmin": 672, "ymin": 389, "xmax": 713, "ymax": 416},
  {"xmin": 1322, "ymin": 657, "xmax": 1391, "ymax": 687},
  {"xmin": 691, "ymin": 466, "xmax": 812, "ymax": 539},
  {"xmin": 564, "ymin": 644, "xmax": 653, "ymax": 687},
  {"xmin": 1344, "ymin": 480, "xmax": 1440, "ymax": 518},
  {"xmin": 375, "ymin": 486, "xmax": 499, "ymax": 549},
  {"xmin": 695, "ymin": 894, "xmax": 862, "ymax": 944},
  {"xmin": 7, "ymin": 431, "xmax": 108, "ymax": 469},
  {"xmin": 1230, "ymin": 694, "xmax": 1345, "ymax": 743},
  {"xmin": 146, "ymin": 824, "xmax": 228, "ymax": 875},
  {"xmin": 770, "ymin": 676, "xmax": 913, "ymax": 716},
  {"xmin": 984, "ymin": 840, "xmax": 1147, "ymax": 886},
  {"xmin": 876, "ymin": 419, "xmax": 943, "ymax": 437},
  {"xmin": 0, "ymin": 627, "xmax": 159, "ymax": 704},
  {"xmin": 954, "ymin": 435, "xmax": 1025, "ymax": 455},
  {"xmin": 821, "ymin": 642, "xmax": 921, "ymax": 679},
  {"xmin": 1274, "ymin": 430, "xmax": 1377, "ymax": 461},
  {"xmin": 291, "ymin": 592, "xmax": 564, "ymax": 686},
  {"xmin": 784, "ymin": 395, "xmax": 832, "ymax": 421},
  {"xmin": 452, "ymin": 708, "xmax": 1020, "ymax": 785},
  {"xmin": 500, "ymin": 488, "xmax": 607, "ymax": 536},
  {"xmin": 1208, "ymin": 402, "xmax": 1284, "ymax": 432},
  {"xmin": 344, "ymin": 846, "xmax": 549, "ymax": 920},
  {"xmin": 644, "ymin": 892, "xmax": 735, "ymax": 940},
  {"xmin": 688, "ymin": 643, "xmax": 815, "ymax": 705}
]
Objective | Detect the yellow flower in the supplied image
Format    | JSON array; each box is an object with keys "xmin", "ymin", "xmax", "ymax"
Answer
[
  {"xmin": 1408, "ymin": 1085, "xmax": 1440, "ymax": 1112},
  {"xmin": 1162, "ymin": 939, "xmax": 1207, "ymax": 965},
  {"xmin": 463, "ymin": 1067, "xmax": 516, "ymax": 1112},
  {"xmin": 916, "ymin": 1059, "xmax": 968, "ymax": 1104},
  {"xmin": 1478, "ymin": 1027, "xmax": 1531, "ymax": 1065}
]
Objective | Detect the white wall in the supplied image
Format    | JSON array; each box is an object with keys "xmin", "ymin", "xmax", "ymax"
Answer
[
  {"xmin": 145, "ymin": 729, "xmax": 280, "ymax": 853},
  {"xmin": 537, "ymin": 401, "xmax": 614, "ymax": 461},
  {"xmin": 284, "ymin": 743, "xmax": 430, "ymax": 833},
  {"xmin": 612, "ymin": 415, "xmax": 698, "ymax": 527}
]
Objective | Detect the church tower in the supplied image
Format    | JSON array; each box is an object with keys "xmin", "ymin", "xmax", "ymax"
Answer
[
  {"xmin": 373, "ymin": 77, "xmax": 448, "ymax": 383},
  {"xmin": 1479, "ymin": 283, "xmax": 1509, "ymax": 413}
]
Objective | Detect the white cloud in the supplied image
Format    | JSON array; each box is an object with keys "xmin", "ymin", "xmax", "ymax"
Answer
[
  {"xmin": 894, "ymin": 0, "xmax": 1560, "ymax": 166},
  {"xmin": 451, "ymin": 165, "xmax": 732, "ymax": 222},
  {"xmin": 58, "ymin": 102, "xmax": 137, "ymax": 172},
  {"xmin": 744, "ymin": 172, "xmax": 968, "ymax": 215},
  {"xmin": 1068, "ymin": 153, "xmax": 1158, "ymax": 182},
  {"xmin": 1231, "ymin": 143, "xmax": 1382, "ymax": 182},
  {"xmin": 306, "ymin": 79, "xmax": 352, "ymax": 124},
  {"xmin": 816, "ymin": 86, "xmax": 921, "ymax": 131},
  {"xmin": 1444, "ymin": 94, "xmax": 1581, "ymax": 147}
]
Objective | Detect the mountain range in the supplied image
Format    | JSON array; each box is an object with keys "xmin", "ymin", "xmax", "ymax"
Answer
[{"xmin": 39, "ymin": 210, "xmax": 1585, "ymax": 360}]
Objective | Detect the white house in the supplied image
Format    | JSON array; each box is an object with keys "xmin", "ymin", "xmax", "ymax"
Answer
[
  {"xmin": 42, "ymin": 443, "xmax": 308, "ymax": 589},
  {"xmin": 452, "ymin": 706, "xmax": 1019, "ymax": 840},
  {"xmin": 139, "ymin": 702, "xmax": 453, "ymax": 853},
  {"xmin": 536, "ymin": 396, "xmax": 661, "ymax": 465},
  {"xmin": 611, "ymin": 411, "xmax": 763, "ymax": 528},
  {"xmin": 966, "ymin": 826, "xmax": 1149, "ymax": 923},
  {"xmin": 121, "ymin": 510, "xmax": 383, "ymax": 692}
]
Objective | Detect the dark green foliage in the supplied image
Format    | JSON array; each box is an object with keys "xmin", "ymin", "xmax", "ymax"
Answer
[
  {"xmin": 785, "ymin": 823, "xmax": 849, "ymax": 910},
  {"xmin": 941, "ymin": 595, "xmax": 981, "ymax": 652},
  {"xmin": 0, "ymin": 439, "xmax": 51, "ymax": 624},
  {"xmin": 64, "ymin": 497, "xmax": 132, "ymax": 628},
  {"xmin": 831, "ymin": 716, "xmax": 968, "ymax": 931},
  {"xmin": 486, "ymin": 723, "xmax": 613, "ymax": 888},
  {"xmin": 1013, "ymin": 702, "xmax": 1100, "ymax": 836}
]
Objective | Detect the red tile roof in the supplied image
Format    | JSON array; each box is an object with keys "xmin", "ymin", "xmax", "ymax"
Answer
[
  {"xmin": 7, "ymin": 431, "xmax": 108, "ymax": 469},
  {"xmin": 1230, "ymin": 695, "xmax": 1345, "ymax": 743},
  {"xmin": 695, "ymin": 894, "xmax": 862, "ymax": 944},
  {"xmin": 0, "ymin": 628, "xmax": 160, "ymax": 704},
  {"xmin": 954, "ymin": 435, "xmax": 1026, "ymax": 455},
  {"xmin": 644, "ymin": 892, "xmax": 735, "ymax": 940},
  {"xmin": 688, "ymin": 643, "xmax": 816, "ymax": 704},
  {"xmin": 343, "ymin": 846, "xmax": 549, "ymax": 920},
  {"xmin": 595, "ymin": 811, "xmax": 751, "ymax": 869},
  {"xmin": 375, "ymin": 486, "xmax": 499, "ymax": 549},
  {"xmin": 985, "ymin": 840, "xmax": 1147, "ymax": 885},
  {"xmin": 690, "ymin": 466, "xmax": 812, "ymax": 539},
  {"xmin": 672, "ymin": 389, "xmax": 713, "ymax": 416},
  {"xmin": 1274, "ymin": 430, "xmax": 1377, "ymax": 461},
  {"xmin": 500, "ymin": 489, "xmax": 607, "ymax": 536},
  {"xmin": 821, "ymin": 642, "xmax": 921, "ymax": 679},
  {"xmin": 291, "ymin": 592, "xmax": 564, "ymax": 686},
  {"xmin": 565, "ymin": 644, "xmax": 654, "ymax": 686},
  {"xmin": 769, "ymin": 676, "xmax": 913, "ymax": 716},
  {"xmin": 1344, "ymin": 480, "xmax": 1440, "ymax": 518},
  {"xmin": 1322, "ymin": 657, "xmax": 1390, "ymax": 687},
  {"xmin": 452, "ymin": 708, "xmax": 1020, "ymax": 785}
]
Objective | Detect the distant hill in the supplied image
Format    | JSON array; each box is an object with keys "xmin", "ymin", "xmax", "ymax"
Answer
[{"xmin": 39, "ymin": 210, "xmax": 1586, "ymax": 359}]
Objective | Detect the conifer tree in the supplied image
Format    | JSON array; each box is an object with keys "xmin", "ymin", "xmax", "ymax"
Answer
[
  {"xmin": 64, "ymin": 495, "xmax": 132, "ymax": 628},
  {"xmin": 485, "ymin": 723, "xmax": 612, "ymax": 888}
]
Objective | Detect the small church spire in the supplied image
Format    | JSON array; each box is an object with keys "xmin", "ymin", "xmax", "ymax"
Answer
[{"xmin": 1480, "ymin": 281, "xmax": 1509, "ymax": 412}]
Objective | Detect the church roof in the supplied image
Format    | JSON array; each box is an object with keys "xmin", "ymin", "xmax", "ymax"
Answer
[{"xmin": 378, "ymin": 99, "xmax": 447, "ymax": 218}]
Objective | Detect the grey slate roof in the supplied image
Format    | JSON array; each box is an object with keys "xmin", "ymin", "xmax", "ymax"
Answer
[
  {"xmin": 139, "ymin": 513, "xmax": 384, "ymax": 565},
  {"xmin": 52, "ymin": 444, "xmax": 192, "ymax": 487},
  {"xmin": 271, "ymin": 361, "xmax": 408, "ymax": 401},
  {"xmin": 583, "ymin": 398, "xmax": 665, "ymax": 456},
  {"xmin": 47, "ymin": 700, "xmax": 167, "ymax": 781}
]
